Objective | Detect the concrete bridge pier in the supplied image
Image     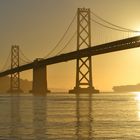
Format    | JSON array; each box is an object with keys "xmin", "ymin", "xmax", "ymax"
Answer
[{"xmin": 32, "ymin": 58, "xmax": 50, "ymax": 95}]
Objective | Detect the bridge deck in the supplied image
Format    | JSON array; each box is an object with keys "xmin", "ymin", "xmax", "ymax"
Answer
[{"xmin": 0, "ymin": 36, "xmax": 140, "ymax": 77}]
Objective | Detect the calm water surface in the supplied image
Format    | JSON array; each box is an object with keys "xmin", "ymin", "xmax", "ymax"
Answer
[{"xmin": 0, "ymin": 92, "xmax": 140, "ymax": 140}]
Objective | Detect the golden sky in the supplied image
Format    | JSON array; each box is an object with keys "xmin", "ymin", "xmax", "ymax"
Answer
[{"xmin": 1, "ymin": 0, "xmax": 140, "ymax": 91}]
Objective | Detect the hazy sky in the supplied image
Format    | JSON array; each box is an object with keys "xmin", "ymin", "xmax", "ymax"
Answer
[{"xmin": 1, "ymin": 0, "xmax": 140, "ymax": 91}]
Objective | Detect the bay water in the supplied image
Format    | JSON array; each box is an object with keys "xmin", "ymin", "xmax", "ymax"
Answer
[{"xmin": 0, "ymin": 92, "xmax": 140, "ymax": 139}]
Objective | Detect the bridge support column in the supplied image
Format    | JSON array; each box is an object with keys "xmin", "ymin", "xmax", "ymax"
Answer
[
  {"xmin": 32, "ymin": 59, "xmax": 50, "ymax": 95},
  {"xmin": 69, "ymin": 8, "xmax": 99, "ymax": 93}
]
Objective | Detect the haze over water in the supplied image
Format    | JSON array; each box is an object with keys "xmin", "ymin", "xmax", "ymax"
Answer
[{"xmin": 0, "ymin": 92, "xmax": 140, "ymax": 139}]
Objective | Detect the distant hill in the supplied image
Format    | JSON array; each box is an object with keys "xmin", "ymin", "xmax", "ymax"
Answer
[
  {"xmin": 113, "ymin": 84, "xmax": 140, "ymax": 92},
  {"xmin": 0, "ymin": 76, "xmax": 67, "ymax": 93},
  {"xmin": 0, "ymin": 76, "xmax": 32, "ymax": 92}
]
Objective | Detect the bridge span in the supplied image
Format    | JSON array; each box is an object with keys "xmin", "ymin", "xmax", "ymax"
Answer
[{"xmin": 0, "ymin": 35, "xmax": 140, "ymax": 77}]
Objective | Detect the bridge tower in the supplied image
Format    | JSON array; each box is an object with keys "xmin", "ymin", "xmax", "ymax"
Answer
[
  {"xmin": 8, "ymin": 45, "xmax": 22, "ymax": 93},
  {"xmin": 69, "ymin": 8, "xmax": 99, "ymax": 93}
]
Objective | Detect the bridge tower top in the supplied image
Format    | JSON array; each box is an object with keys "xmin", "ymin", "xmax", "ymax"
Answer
[
  {"xmin": 11, "ymin": 45, "xmax": 19, "ymax": 69},
  {"xmin": 77, "ymin": 8, "xmax": 91, "ymax": 50}
]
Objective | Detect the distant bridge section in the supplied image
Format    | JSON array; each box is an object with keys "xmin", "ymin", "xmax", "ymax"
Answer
[{"xmin": 0, "ymin": 35, "xmax": 140, "ymax": 77}]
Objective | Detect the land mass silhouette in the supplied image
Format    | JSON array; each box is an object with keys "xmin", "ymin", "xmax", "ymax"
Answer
[
  {"xmin": 0, "ymin": 76, "xmax": 67, "ymax": 93},
  {"xmin": 0, "ymin": 76, "xmax": 32, "ymax": 93},
  {"xmin": 113, "ymin": 84, "xmax": 140, "ymax": 92}
]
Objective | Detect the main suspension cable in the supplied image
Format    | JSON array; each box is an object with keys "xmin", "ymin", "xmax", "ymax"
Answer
[
  {"xmin": 0, "ymin": 51, "xmax": 11, "ymax": 72},
  {"xmin": 19, "ymin": 48, "xmax": 32, "ymax": 63},
  {"xmin": 44, "ymin": 12, "xmax": 77, "ymax": 58},
  {"xmin": 91, "ymin": 18, "xmax": 138, "ymax": 33},
  {"xmin": 91, "ymin": 11, "xmax": 140, "ymax": 33},
  {"xmin": 19, "ymin": 57, "xmax": 31, "ymax": 65},
  {"xmin": 56, "ymin": 31, "xmax": 77, "ymax": 55}
]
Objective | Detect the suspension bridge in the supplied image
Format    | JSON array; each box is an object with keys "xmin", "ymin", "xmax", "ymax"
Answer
[{"xmin": 0, "ymin": 8, "xmax": 140, "ymax": 94}]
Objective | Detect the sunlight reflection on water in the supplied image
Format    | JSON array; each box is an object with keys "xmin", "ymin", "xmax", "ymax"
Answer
[{"xmin": 133, "ymin": 92, "xmax": 140, "ymax": 121}]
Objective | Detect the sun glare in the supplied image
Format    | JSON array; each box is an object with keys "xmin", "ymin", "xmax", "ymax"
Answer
[
  {"xmin": 133, "ymin": 92, "xmax": 140, "ymax": 120},
  {"xmin": 134, "ymin": 92, "xmax": 140, "ymax": 101},
  {"xmin": 133, "ymin": 26, "xmax": 140, "ymax": 36},
  {"xmin": 135, "ymin": 32, "xmax": 140, "ymax": 36}
]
